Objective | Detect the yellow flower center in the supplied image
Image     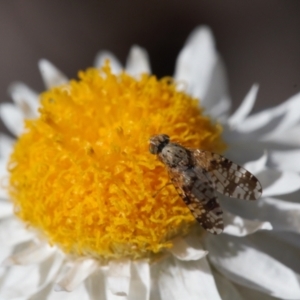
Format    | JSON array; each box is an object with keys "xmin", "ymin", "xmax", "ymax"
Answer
[{"xmin": 8, "ymin": 63, "xmax": 226, "ymax": 260}]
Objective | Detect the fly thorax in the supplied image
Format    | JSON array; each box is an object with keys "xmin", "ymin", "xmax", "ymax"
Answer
[{"xmin": 160, "ymin": 144, "xmax": 191, "ymax": 170}]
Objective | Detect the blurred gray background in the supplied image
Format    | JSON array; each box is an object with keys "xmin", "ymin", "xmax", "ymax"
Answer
[{"xmin": 1, "ymin": 0, "xmax": 300, "ymax": 132}]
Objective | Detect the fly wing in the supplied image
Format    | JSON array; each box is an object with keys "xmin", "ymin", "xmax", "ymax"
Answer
[
  {"xmin": 169, "ymin": 169, "xmax": 223, "ymax": 234},
  {"xmin": 192, "ymin": 149, "xmax": 262, "ymax": 200}
]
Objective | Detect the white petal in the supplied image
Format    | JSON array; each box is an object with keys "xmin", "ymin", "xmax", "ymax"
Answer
[
  {"xmin": 0, "ymin": 245, "xmax": 64, "ymax": 300},
  {"xmin": 106, "ymin": 291, "xmax": 127, "ymax": 300},
  {"xmin": 0, "ymin": 201, "xmax": 13, "ymax": 218},
  {"xmin": 264, "ymin": 92, "xmax": 300, "ymax": 138},
  {"xmin": 0, "ymin": 263, "xmax": 42, "ymax": 299},
  {"xmin": 2, "ymin": 242, "xmax": 55, "ymax": 266},
  {"xmin": 206, "ymin": 233, "xmax": 300, "ymax": 299},
  {"xmin": 36, "ymin": 284, "xmax": 90, "ymax": 300},
  {"xmin": 237, "ymin": 91, "xmax": 300, "ymax": 136},
  {"xmin": 269, "ymin": 149, "xmax": 300, "ymax": 172},
  {"xmin": 38, "ymin": 59, "xmax": 68, "ymax": 89},
  {"xmin": 258, "ymin": 170, "xmax": 300, "ymax": 197},
  {"xmin": 8, "ymin": 82, "xmax": 39, "ymax": 118},
  {"xmin": 128, "ymin": 260, "xmax": 150, "ymax": 300},
  {"xmin": 84, "ymin": 267, "xmax": 108, "ymax": 300},
  {"xmin": 223, "ymin": 211, "xmax": 272, "ymax": 236},
  {"xmin": 272, "ymin": 231, "xmax": 300, "ymax": 250},
  {"xmin": 213, "ymin": 271, "xmax": 244, "ymax": 300},
  {"xmin": 0, "ymin": 134, "xmax": 13, "ymax": 200},
  {"xmin": 0, "ymin": 244, "xmax": 14, "ymax": 268},
  {"xmin": 107, "ymin": 258, "xmax": 131, "ymax": 296},
  {"xmin": 243, "ymin": 151, "xmax": 268, "ymax": 175},
  {"xmin": 22, "ymin": 252, "xmax": 65, "ymax": 299},
  {"xmin": 260, "ymin": 197, "xmax": 300, "ymax": 232},
  {"xmin": 208, "ymin": 96, "xmax": 231, "ymax": 122},
  {"xmin": 0, "ymin": 218, "xmax": 34, "ymax": 246},
  {"xmin": 266, "ymin": 124, "xmax": 300, "ymax": 146},
  {"xmin": 248, "ymin": 232, "xmax": 300, "ymax": 275},
  {"xmin": 54, "ymin": 258, "xmax": 99, "ymax": 292},
  {"xmin": 0, "ymin": 103, "xmax": 24, "ymax": 136},
  {"xmin": 228, "ymin": 84, "xmax": 259, "ymax": 128},
  {"xmin": 0, "ymin": 161, "xmax": 9, "ymax": 200},
  {"xmin": 157, "ymin": 255, "xmax": 222, "ymax": 300},
  {"xmin": 126, "ymin": 45, "xmax": 151, "ymax": 77},
  {"xmin": 174, "ymin": 26, "xmax": 230, "ymax": 118},
  {"xmin": 0, "ymin": 133, "xmax": 14, "ymax": 159},
  {"xmin": 168, "ymin": 236, "xmax": 208, "ymax": 261},
  {"xmin": 94, "ymin": 50, "xmax": 122, "ymax": 74},
  {"xmin": 222, "ymin": 132, "xmax": 266, "ymax": 164},
  {"xmin": 235, "ymin": 284, "xmax": 276, "ymax": 300},
  {"xmin": 233, "ymin": 101, "xmax": 274, "ymax": 133},
  {"xmin": 221, "ymin": 192, "xmax": 300, "ymax": 234}
]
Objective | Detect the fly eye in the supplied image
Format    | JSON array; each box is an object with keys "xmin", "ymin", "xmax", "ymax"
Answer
[
  {"xmin": 161, "ymin": 134, "xmax": 170, "ymax": 143},
  {"xmin": 149, "ymin": 143, "xmax": 158, "ymax": 154}
]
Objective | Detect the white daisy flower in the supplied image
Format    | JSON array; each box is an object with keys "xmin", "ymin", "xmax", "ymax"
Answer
[{"xmin": 1, "ymin": 26, "xmax": 300, "ymax": 300}]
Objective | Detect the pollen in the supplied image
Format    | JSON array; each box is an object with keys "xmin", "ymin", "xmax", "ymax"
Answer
[{"xmin": 8, "ymin": 62, "xmax": 226, "ymax": 260}]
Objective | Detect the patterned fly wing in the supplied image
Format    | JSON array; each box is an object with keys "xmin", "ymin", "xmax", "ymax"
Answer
[
  {"xmin": 169, "ymin": 170, "xmax": 224, "ymax": 234},
  {"xmin": 149, "ymin": 134, "xmax": 263, "ymax": 235},
  {"xmin": 191, "ymin": 150, "xmax": 262, "ymax": 200}
]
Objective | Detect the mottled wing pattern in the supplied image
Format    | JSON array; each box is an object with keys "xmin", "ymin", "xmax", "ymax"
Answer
[
  {"xmin": 192, "ymin": 150, "xmax": 262, "ymax": 200},
  {"xmin": 169, "ymin": 170, "xmax": 223, "ymax": 234}
]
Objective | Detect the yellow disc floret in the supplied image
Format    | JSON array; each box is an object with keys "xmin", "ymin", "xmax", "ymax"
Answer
[{"xmin": 8, "ymin": 63, "xmax": 225, "ymax": 260}]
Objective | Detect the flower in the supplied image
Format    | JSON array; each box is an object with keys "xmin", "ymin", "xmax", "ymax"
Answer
[{"xmin": 1, "ymin": 26, "xmax": 300, "ymax": 299}]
